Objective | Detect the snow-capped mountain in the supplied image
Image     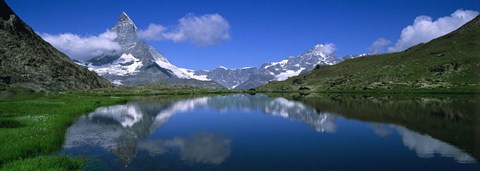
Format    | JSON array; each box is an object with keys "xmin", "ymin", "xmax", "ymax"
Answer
[
  {"xmin": 84, "ymin": 12, "xmax": 221, "ymax": 87},
  {"xmin": 261, "ymin": 44, "xmax": 341, "ymax": 81},
  {"xmin": 185, "ymin": 44, "xmax": 351, "ymax": 89},
  {"xmin": 184, "ymin": 44, "xmax": 366, "ymax": 89},
  {"xmin": 181, "ymin": 66, "xmax": 257, "ymax": 89},
  {"xmin": 236, "ymin": 45, "xmax": 370, "ymax": 89},
  {"xmin": 177, "ymin": 67, "xmax": 253, "ymax": 89},
  {"xmin": 234, "ymin": 44, "xmax": 341, "ymax": 89}
]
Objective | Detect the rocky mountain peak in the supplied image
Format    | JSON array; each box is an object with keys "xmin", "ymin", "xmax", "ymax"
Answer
[
  {"xmin": 119, "ymin": 12, "xmax": 133, "ymax": 23},
  {"xmin": 306, "ymin": 44, "xmax": 335, "ymax": 57},
  {"xmin": 111, "ymin": 11, "xmax": 139, "ymax": 49},
  {"xmin": 0, "ymin": 0, "xmax": 15, "ymax": 20},
  {"xmin": 116, "ymin": 12, "xmax": 136, "ymax": 29}
]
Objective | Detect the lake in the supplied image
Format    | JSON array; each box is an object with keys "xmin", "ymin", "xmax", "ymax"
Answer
[{"xmin": 61, "ymin": 94, "xmax": 480, "ymax": 170}]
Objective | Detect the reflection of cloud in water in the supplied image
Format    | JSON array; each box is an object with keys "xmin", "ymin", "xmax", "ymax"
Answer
[
  {"xmin": 393, "ymin": 126, "xmax": 476, "ymax": 163},
  {"xmin": 139, "ymin": 133, "xmax": 231, "ymax": 165},
  {"xmin": 268, "ymin": 98, "xmax": 306, "ymax": 118},
  {"xmin": 370, "ymin": 124, "xmax": 392, "ymax": 137},
  {"xmin": 370, "ymin": 123, "xmax": 476, "ymax": 163}
]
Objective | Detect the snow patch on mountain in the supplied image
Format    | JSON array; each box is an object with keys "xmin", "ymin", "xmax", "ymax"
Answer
[
  {"xmin": 112, "ymin": 80, "xmax": 123, "ymax": 85},
  {"xmin": 274, "ymin": 68, "xmax": 305, "ymax": 81},
  {"xmin": 265, "ymin": 59, "xmax": 289, "ymax": 69},
  {"xmin": 178, "ymin": 68, "xmax": 211, "ymax": 81},
  {"xmin": 152, "ymin": 55, "xmax": 190, "ymax": 79},
  {"xmin": 88, "ymin": 53, "xmax": 143, "ymax": 76}
]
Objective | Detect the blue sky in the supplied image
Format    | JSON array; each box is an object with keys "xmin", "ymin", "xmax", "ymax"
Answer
[{"xmin": 5, "ymin": 0, "xmax": 480, "ymax": 70}]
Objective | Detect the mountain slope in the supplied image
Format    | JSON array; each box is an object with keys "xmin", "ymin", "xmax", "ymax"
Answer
[
  {"xmin": 85, "ymin": 12, "xmax": 223, "ymax": 88},
  {"xmin": 259, "ymin": 16, "xmax": 480, "ymax": 92},
  {"xmin": 0, "ymin": 0, "xmax": 111, "ymax": 91}
]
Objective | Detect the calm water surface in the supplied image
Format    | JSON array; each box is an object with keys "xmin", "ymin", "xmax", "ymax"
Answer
[{"xmin": 61, "ymin": 94, "xmax": 480, "ymax": 170}]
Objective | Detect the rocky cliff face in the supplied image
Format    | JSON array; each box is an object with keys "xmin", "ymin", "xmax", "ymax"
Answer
[{"xmin": 0, "ymin": 0, "xmax": 111, "ymax": 91}]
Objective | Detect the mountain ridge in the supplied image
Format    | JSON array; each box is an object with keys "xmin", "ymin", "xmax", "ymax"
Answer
[{"xmin": 186, "ymin": 44, "xmax": 363, "ymax": 89}]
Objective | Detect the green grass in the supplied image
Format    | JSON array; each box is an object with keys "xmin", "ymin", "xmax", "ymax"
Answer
[
  {"xmin": 0, "ymin": 93, "xmax": 130, "ymax": 170},
  {"xmin": 0, "ymin": 156, "xmax": 85, "ymax": 171},
  {"xmin": 92, "ymin": 84, "xmax": 240, "ymax": 96}
]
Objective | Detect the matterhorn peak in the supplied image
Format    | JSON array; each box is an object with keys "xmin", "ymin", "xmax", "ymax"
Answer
[
  {"xmin": 110, "ymin": 11, "xmax": 139, "ymax": 48},
  {"xmin": 119, "ymin": 11, "xmax": 134, "ymax": 23},
  {"xmin": 113, "ymin": 11, "xmax": 137, "ymax": 32}
]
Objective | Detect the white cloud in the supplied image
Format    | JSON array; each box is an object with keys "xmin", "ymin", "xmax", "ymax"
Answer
[
  {"xmin": 368, "ymin": 38, "xmax": 391, "ymax": 54},
  {"xmin": 138, "ymin": 13, "xmax": 230, "ymax": 46},
  {"xmin": 388, "ymin": 9, "xmax": 479, "ymax": 52},
  {"xmin": 318, "ymin": 43, "xmax": 336, "ymax": 56},
  {"xmin": 41, "ymin": 30, "xmax": 121, "ymax": 62},
  {"xmin": 139, "ymin": 132, "xmax": 231, "ymax": 165},
  {"xmin": 137, "ymin": 24, "xmax": 166, "ymax": 41}
]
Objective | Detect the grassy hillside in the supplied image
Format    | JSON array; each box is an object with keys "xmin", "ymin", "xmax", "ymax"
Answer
[{"xmin": 259, "ymin": 16, "xmax": 480, "ymax": 93}]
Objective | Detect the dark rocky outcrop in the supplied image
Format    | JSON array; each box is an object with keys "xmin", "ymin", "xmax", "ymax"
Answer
[{"xmin": 0, "ymin": 0, "xmax": 111, "ymax": 91}]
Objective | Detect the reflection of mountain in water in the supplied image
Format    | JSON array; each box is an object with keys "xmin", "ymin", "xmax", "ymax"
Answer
[
  {"xmin": 300, "ymin": 95, "xmax": 480, "ymax": 162},
  {"xmin": 63, "ymin": 94, "xmax": 477, "ymax": 166},
  {"xmin": 204, "ymin": 94, "xmax": 338, "ymax": 133},
  {"xmin": 63, "ymin": 102, "xmax": 171, "ymax": 165}
]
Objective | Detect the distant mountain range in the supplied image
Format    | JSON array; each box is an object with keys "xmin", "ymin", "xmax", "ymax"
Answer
[
  {"xmin": 259, "ymin": 15, "xmax": 480, "ymax": 92},
  {"xmin": 80, "ymin": 12, "xmax": 365, "ymax": 89},
  {"xmin": 0, "ymin": 0, "xmax": 111, "ymax": 91},
  {"xmin": 177, "ymin": 45, "xmax": 365, "ymax": 89},
  {"xmin": 233, "ymin": 47, "xmax": 365, "ymax": 89}
]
